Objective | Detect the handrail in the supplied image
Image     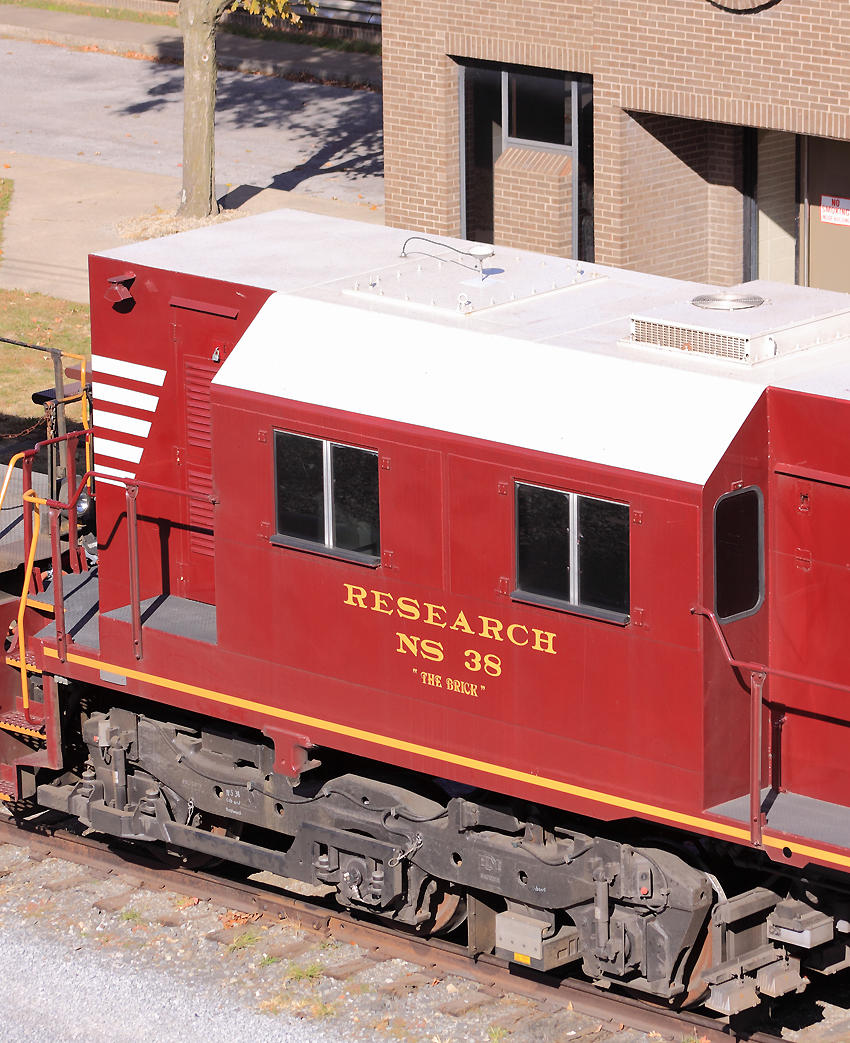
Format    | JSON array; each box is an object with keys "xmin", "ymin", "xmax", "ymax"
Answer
[
  {"xmin": 16, "ymin": 492, "xmax": 43, "ymax": 719},
  {"xmin": 0, "ymin": 339, "xmax": 91, "ymax": 493},
  {"xmin": 692, "ymin": 603, "xmax": 850, "ymax": 850},
  {"xmin": 691, "ymin": 604, "xmax": 850, "ymax": 696},
  {"xmin": 13, "ymin": 456, "xmax": 216, "ymax": 686}
]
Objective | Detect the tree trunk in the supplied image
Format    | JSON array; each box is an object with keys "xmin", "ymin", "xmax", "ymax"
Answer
[{"xmin": 178, "ymin": 0, "xmax": 223, "ymax": 218}]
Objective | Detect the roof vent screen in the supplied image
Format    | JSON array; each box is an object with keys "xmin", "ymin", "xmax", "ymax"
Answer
[
  {"xmin": 691, "ymin": 292, "xmax": 766, "ymax": 311},
  {"xmin": 630, "ymin": 319, "xmax": 748, "ymax": 361}
]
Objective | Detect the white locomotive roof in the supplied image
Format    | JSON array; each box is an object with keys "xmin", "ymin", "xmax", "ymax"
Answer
[{"xmin": 98, "ymin": 211, "xmax": 850, "ymax": 486}]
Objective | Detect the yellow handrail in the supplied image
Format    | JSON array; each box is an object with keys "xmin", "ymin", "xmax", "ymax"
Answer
[
  {"xmin": 63, "ymin": 351, "xmax": 92, "ymax": 481},
  {"xmin": 16, "ymin": 492, "xmax": 45, "ymax": 712}
]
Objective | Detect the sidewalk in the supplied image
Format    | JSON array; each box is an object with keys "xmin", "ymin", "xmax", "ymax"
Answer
[
  {"xmin": 0, "ymin": 4, "xmax": 382, "ymax": 87},
  {"xmin": 0, "ymin": 5, "xmax": 383, "ymax": 303}
]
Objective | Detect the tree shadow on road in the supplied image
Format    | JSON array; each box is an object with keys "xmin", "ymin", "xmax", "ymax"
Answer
[{"xmin": 117, "ymin": 51, "xmax": 383, "ymax": 199}]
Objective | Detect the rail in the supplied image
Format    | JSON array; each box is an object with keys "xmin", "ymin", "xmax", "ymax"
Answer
[
  {"xmin": 0, "ymin": 338, "xmax": 92, "ymax": 509},
  {"xmin": 10, "ymin": 440, "xmax": 215, "ymax": 716},
  {"xmin": 10, "ymin": 430, "xmax": 94, "ymax": 718},
  {"xmin": 692, "ymin": 604, "xmax": 850, "ymax": 849}
]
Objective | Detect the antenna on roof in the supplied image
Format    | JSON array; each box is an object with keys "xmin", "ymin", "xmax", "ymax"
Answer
[{"xmin": 400, "ymin": 236, "xmax": 496, "ymax": 280}]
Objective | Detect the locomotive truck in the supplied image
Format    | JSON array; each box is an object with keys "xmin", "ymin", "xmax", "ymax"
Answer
[{"xmin": 1, "ymin": 210, "xmax": 850, "ymax": 1015}]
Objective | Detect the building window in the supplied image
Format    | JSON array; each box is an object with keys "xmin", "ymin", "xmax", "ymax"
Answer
[
  {"xmin": 274, "ymin": 431, "xmax": 380, "ymax": 562},
  {"xmin": 458, "ymin": 60, "xmax": 593, "ymax": 260},
  {"xmin": 714, "ymin": 486, "xmax": 763, "ymax": 622},
  {"xmin": 515, "ymin": 482, "xmax": 629, "ymax": 620},
  {"xmin": 507, "ymin": 69, "xmax": 571, "ymax": 148}
]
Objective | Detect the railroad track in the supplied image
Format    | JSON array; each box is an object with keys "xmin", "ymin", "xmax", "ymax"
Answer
[{"xmin": 0, "ymin": 812, "xmax": 789, "ymax": 1043}]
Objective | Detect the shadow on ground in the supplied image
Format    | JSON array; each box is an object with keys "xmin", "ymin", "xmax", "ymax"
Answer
[{"xmin": 118, "ymin": 41, "xmax": 383, "ymax": 203}]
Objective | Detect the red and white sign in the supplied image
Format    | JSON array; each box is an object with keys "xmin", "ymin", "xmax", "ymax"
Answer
[{"xmin": 821, "ymin": 195, "xmax": 850, "ymax": 226}]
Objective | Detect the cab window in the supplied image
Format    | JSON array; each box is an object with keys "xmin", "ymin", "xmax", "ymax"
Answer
[
  {"xmin": 274, "ymin": 431, "xmax": 380, "ymax": 562},
  {"xmin": 515, "ymin": 482, "xmax": 629, "ymax": 620},
  {"xmin": 714, "ymin": 486, "xmax": 763, "ymax": 621}
]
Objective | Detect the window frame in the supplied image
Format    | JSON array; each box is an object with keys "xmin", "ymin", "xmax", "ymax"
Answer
[
  {"xmin": 457, "ymin": 59, "xmax": 594, "ymax": 261},
  {"xmin": 713, "ymin": 485, "xmax": 765, "ymax": 624},
  {"xmin": 271, "ymin": 429, "xmax": 381, "ymax": 567},
  {"xmin": 512, "ymin": 481, "xmax": 630, "ymax": 625},
  {"xmin": 503, "ymin": 68, "xmax": 576, "ymax": 153}
]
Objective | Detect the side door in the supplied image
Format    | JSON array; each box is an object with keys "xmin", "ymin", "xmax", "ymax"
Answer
[{"xmin": 171, "ymin": 300, "xmax": 238, "ymax": 604}]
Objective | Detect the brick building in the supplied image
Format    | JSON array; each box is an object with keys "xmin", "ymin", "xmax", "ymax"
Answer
[{"xmin": 381, "ymin": 0, "xmax": 850, "ymax": 291}]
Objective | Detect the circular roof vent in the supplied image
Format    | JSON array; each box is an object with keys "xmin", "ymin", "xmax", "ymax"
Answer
[{"xmin": 691, "ymin": 292, "xmax": 766, "ymax": 311}]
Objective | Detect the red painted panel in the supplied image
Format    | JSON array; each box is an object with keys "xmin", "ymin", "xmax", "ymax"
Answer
[
  {"xmin": 781, "ymin": 710, "xmax": 850, "ymax": 806},
  {"xmin": 767, "ymin": 387, "xmax": 850, "ymax": 808},
  {"xmin": 209, "ymin": 383, "xmax": 706, "ymax": 819},
  {"xmin": 701, "ymin": 394, "xmax": 770, "ymax": 811},
  {"xmin": 88, "ymin": 257, "xmax": 270, "ymax": 616}
]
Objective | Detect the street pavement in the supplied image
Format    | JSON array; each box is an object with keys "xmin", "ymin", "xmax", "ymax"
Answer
[{"xmin": 0, "ymin": 5, "xmax": 384, "ymax": 303}]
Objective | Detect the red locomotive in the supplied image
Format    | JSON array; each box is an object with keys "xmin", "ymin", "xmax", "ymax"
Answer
[{"xmin": 2, "ymin": 210, "xmax": 850, "ymax": 1015}]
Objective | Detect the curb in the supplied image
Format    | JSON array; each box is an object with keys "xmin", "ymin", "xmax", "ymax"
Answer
[{"xmin": 0, "ymin": 20, "xmax": 381, "ymax": 89}]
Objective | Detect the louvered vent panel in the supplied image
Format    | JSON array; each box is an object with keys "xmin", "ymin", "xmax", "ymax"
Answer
[
  {"xmin": 631, "ymin": 319, "xmax": 748, "ymax": 361},
  {"xmin": 185, "ymin": 358, "xmax": 218, "ymax": 450},
  {"xmin": 188, "ymin": 469, "xmax": 215, "ymax": 557}
]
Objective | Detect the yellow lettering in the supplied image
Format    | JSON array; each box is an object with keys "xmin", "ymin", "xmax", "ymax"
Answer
[
  {"xmin": 531, "ymin": 629, "xmax": 557, "ymax": 655},
  {"xmin": 423, "ymin": 602, "xmax": 447, "ymax": 629},
  {"xmin": 344, "ymin": 584, "xmax": 367, "ymax": 608},
  {"xmin": 396, "ymin": 632, "xmax": 420, "ymax": 655},
  {"xmin": 421, "ymin": 638, "xmax": 445, "ymax": 662},
  {"xmin": 396, "ymin": 596, "xmax": 421, "ymax": 621},
  {"xmin": 507, "ymin": 623, "xmax": 528, "ymax": 647},
  {"xmin": 449, "ymin": 610, "xmax": 474, "ymax": 635},
  {"xmin": 478, "ymin": 616, "xmax": 504, "ymax": 642},
  {"xmin": 372, "ymin": 590, "xmax": 394, "ymax": 615}
]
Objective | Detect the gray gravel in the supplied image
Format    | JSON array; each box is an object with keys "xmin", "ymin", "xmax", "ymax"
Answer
[
  {"xmin": 0, "ymin": 838, "xmax": 688, "ymax": 1043},
  {"xmin": 0, "ymin": 926, "xmax": 351, "ymax": 1043}
]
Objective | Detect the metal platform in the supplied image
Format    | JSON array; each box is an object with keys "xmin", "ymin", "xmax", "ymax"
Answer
[
  {"xmin": 0, "ymin": 465, "xmax": 50, "ymax": 573},
  {"xmin": 105, "ymin": 594, "xmax": 217, "ymax": 645},
  {"xmin": 34, "ymin": 568, "xmax": 101, "ymax": 651},
  {"xmin": 710, "ymin": 788, "xmax": 850, "ymax": 850}
]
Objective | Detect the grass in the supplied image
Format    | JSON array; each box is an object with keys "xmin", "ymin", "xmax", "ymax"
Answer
[
  {"xmin": 223, "ymin": 20, "xmax": 380, "ymax": 55},
  {"xmin": 0, "ymin": 288, "xmax": 90, "ymax": 423},
  {"xmin": 227, "ymin": 928, "xmax": 264, "ymax": 952},
  {"xmin": 0, "ymin": 0, "xmax": 381, "ymax": 53},
  {"xmin": 0, "ymin": 179, "xmax": 12, "ymax": 242},
  {"xmin": 0, "ymin": 175, "xmax": 92, "ymax": 430},
  {"xmin": 285, "ymin": 960, "xmax": 323, "ymax": 981},
  {"xmin": 119, "ymin": 909, "xmax": 143, "ymax": 922},
  {"xmin": 0, "ymin": 0, "xmax": 176, "ymax": 25}
]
